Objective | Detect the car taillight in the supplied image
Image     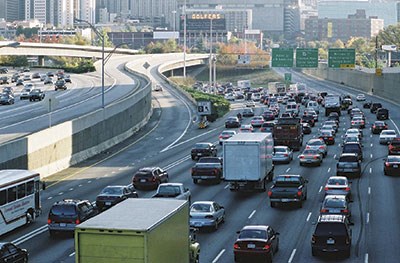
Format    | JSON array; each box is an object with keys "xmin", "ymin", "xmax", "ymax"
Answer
[
  {"xmin": 389, "ymin": 145, "xmax": 394, "ymax": 150},
  {"xmin": 75, "ymin": 219, "xmax": 80, "ymax": 224},
  {"xmin": 191, "ymin": 168, "xmax": 195, "ymax": 175},
  {"xmin": 319, "ymin": 146, "xmax": 325, "ymax": 149},
  {"xmin": 320, "ymin": 209, "xmax": 327, "ymax": 213},
  {"xmin": 205, "ymin": 215, "xmax": 214, "ymax": 219},
  {"xmin": 214, "ymin": 169, "xmax": 219, "ymax": 174},
  {"xmin": 263, "ymin": 244, "xmax": 271, "ymax": 250},
  {"xmin": 345, "ymin": 187, "xmax": 351, "ymax": 191},
  {"xmin": 219, "ymin": 135, "xmax": 222, "ymax": 139},
  {"xmin": 324, "ymin": 187, "xmax": 329, "ymax": 191},
  {"xmin": 283, "ymin": 154, "xmax": 288, "ymax": 157},
  {"xmin": 297, "ymin": 190, "xmax": 302, "ymax": 197},
  {"xmin": 306, "ymin": 146, "xmax": 310, "ymax": 149},
  {"xmin": 47, "ymin": 218, "xmax": 52, "ymax": 224},
  {"xmin": 313, "ymin": 156, "xmax": 319, "ymax": 159},
  {"xmin": 268, "ymin": 190, "xmax": 272, "ymax": 197},
  {"xmin": 233, "ymin": 243, "xmax": 240, "ymax": 249},
  {"xmin": 341, "ymin": 209, "xmax": 348, "ymax": 213},
  {"xmin": 299, "ymin": 155, "xmax": 305, "ymax": 159},
  {"xmin": 385, "ymin": 162, "xmax": 390, "ymax": 167},
  {"xmin": 328, "ymin": 137, "xmax": 333, "ymax": 140},
  {"xmin": 372, "ymin": 125, "xmax": 376, "ymax": 129}
]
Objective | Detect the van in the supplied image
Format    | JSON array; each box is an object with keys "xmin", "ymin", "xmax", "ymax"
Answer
[
  {"xmin": 307, "ymin": 101, "xmax": 320, "ymax": 114},
  {"xmin": 285, "ymin": 103, "xmax": 299, "ymax": 116},
  {"xmin": 336, "ymin": 153, "xmax": 361, "ymax": 177},
  {"xmin": 376, "ymin": 108, "xmax": 389, "ymax": 120}
]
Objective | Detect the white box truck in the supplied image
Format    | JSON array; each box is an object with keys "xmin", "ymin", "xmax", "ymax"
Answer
[
  {"xmin": 223, "ymin": 133, "xmax": 274, "ymax": 192},
  {"xmin": 75, "ymin": 198, "xmax": 198, "ymax": 263}
]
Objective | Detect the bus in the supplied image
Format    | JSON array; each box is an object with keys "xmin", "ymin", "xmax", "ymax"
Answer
[{"xmin": 0, "ymin": 170, "xmax": 45, "ymax": 236}]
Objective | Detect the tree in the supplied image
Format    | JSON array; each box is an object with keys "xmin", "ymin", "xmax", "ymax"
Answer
[{"xmin": 377, "ymin": 24, "xmax": 400, "ymax": 48}]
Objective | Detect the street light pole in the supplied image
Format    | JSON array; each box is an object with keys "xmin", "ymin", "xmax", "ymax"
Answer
[
  {"xmin": 183, "ymin": 0, "xmax": 187, "ymax": 78},
  {"xmin": 209, "ymin": 18, "xmax": 213, "ymax": 91}
]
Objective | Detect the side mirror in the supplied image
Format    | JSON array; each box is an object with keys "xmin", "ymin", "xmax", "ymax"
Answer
[
  {"xmin": 236, "ymin": 230, "xmax": 240, "ymax": 234},
  {"xmin": 185, "ymin": 188, "xmax": 189, "ymax": 192},
  {"xmin": 41, "ymin": 181, "xmax": 46, "ymax": 190}
]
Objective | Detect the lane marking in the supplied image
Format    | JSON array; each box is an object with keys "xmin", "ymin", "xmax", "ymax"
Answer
[
  {"xmin": 319, "ymin": 186, "xmax": 323, "ymax": 193},
  {"xmin": 370, "ymin": 168, "xmax": 372, "ymax": 173},
  {"xmin": 88, "ymin": 180, "xmax": 92, "ymax": 183},
  {"xmin": 370, "ymin": 143, "xmax": 373, "ymax": 147},
  {"xmin": 286, "ymin": 167, "xmax": 291, "ymax": 173},
  {"xmin": 334, "ymin": 154, "xmax": 336, "ymax": 159},
  {"xmin": 370, "ymin": 154, "xmax": 373, "ymax": 159},
  {"xmin": 368, "ymin": 187, "xmax": 371, "ymax": 195},
  {"xmin": 365, "ymin": 253, "xmax": 369, "ymax": 263},
  {"xmin": 248, "ymin": 210, "xmax": 256, "ymax": 219},
  {"xmin": 69, "ymin": 188, "xmax": 73, "ymax": 191},
  {"xmin": 224, "ymin": 184, "xmax": 229, "ymax": 189},
  {"xmin": 327, "ymin": 167, "xmax": 331, "ymax": 173},
  {"xmin": 366, "ymin": 212, "xmax": 370, "ymax": 224},
  {"xmin": 58, "ymin": 192, "xmax": 63, "ymax": 195},
  {"xmin": 288, "ymin": 249, "xmax": 297, "ymax": 263},
  {"xmin": 47, "ymin": 197, "xmax": 52, "ymax": 200},
  {"xmin": 69, "ymin": 252, "xmax": 75, "ymax": 257},
  {"xmin": 13, "ymin": 225, "xmax": 48, "ymax": 245},
  {"xmin": 212, "ymin": 249, "xmax": 225, "ymax": 263},
  {"xmin": 78, "ymin": 184, "xmax": 82, "ymax": 187},
  {"xmin": 306, "ymin": 212, "xmax": 312, "ymax": 222}
]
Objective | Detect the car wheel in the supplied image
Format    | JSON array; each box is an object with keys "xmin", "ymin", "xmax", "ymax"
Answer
[
  {"xmin": 299, "ymin": 162, "xmax": 303, "ymax": 166},
  {"xmin": 270, "ymin": 201, "xmax": 276, "ymax": 208},
  {"xmin": 311, "ymin": 248, "xmax": 318, "ymax": 257},
  {"xmin": 193, "ymin": 179, "xmax": 198, "ymax": 184},
  {"xmin": 344, "ymin": 248, "xmax": 351, "ymax": 258},
  {"xmin": 298, "ymin": 201, "xmax": 303, "ymax": 208},
  {"xmin": 49, "ymin": 230, "xmax": 55, "ymax": 237},
  {"xmin": 213, "ymin": 221, "xmax": 219, "ymax": 231},
  {"xmin": 215, "ymin": 177, "xmax": 221, "ymax": 184}
]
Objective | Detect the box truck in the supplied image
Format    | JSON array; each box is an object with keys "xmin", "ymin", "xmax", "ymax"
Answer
[
  {"xmin": 75, "ymin": 198, "xmax": 197, "ymax": 263},
  {"xmin": 223, "ymin": 133, "xmax": 274, "ymax": 192}
]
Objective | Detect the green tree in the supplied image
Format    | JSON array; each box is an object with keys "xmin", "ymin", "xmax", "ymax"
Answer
[{"xmin": 377, "ymin": 24, "xmax": 400, "ymax": 48}]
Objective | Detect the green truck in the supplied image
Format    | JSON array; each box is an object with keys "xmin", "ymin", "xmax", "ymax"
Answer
[{"xmin": 75, "ymin": 198, "xmax": 199, "ymax": 263}]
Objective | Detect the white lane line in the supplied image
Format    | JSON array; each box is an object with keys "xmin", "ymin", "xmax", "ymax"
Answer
[
  {"xmin": 368, "ymin": 187, "xmax": 371, "ymax": 195},
  {"xmin": 338, "ymin": 143, "xmax": 341, "ymax": 147},
  {"xmin": 286, "ymin": 167, "xmax": 291, "ymax": 173},
  {"xmin": 288, "ymin": 249, "xmax": 297, "ymax": 263},
  {"xmin": 104, "ymin": 174, "xmax": 109, "ymax": 177},
  {"xmin": 78, "ymin": 184, "xmax": 82, "ymax": 187},
  {"xmin": 118, "ymin": 168, "xmax": 124, "ymax": 171},
  {"xmin": 370, "ymin": 154, "xmax": 373, "ymax": 159},
  {"xmin": 69, "ymin": 252, "xmax": 75, "ymax": 257},
  {"xmin": 334, "ymin": 154, "xmax": 337, "ymax": 159},
  {"xmin": 370, "ymin": 134, "xmax": 372, "ymax": 138},
  {"xmin": 212, "ymin": 249, "xmax": 225, "ymax": 263},
  {"xmin": 95, "ymin": 177, "xmax": 100, "ymax": 180},
  {"xmin": 69, "ymin": 188, "xmax": 73, "ymax": 191},
  {"xmin": 248, "ymin": 210, "xmax": 256, "ymax": 219},
  {"xmin": 47, "ymin": 197, "xmax": 52, "ymax": 200},
  {"xmin": 390, "ymin": 118, "xmax": 400, "ymax": 134},
  {"xmin": 306, "ymin": 212, "xmax": 312, "ymax": 222},
  {"xmin": 13, "ymin": 225, "xmax": 48, "ymax": 245},
  {"xmin": 366, "ymin": 213, "xmax": 370, "ymax": 224},
  {"xmin": 370, "ymin": 168, "xmax": 372, "ymax": 173},
  {"xmin": 224, "ymin": 184, "xmax": 229, "ymax": 189},
  {"xmin": 88, "ymin": 180, "xmax": 92, "ymax": 183},
  {"xmin": 327, "ymin": 167, "xmax": 331, "ymax": 173},
  {"xmin": 365, "ymin": 253, "xmax": 369, "ymax": 263},
  {"xmin": 370, "ymin": 143, "xmax": 373, "ymax": 147},
  {"xmin": 319, "ymin": 186, "xmax": 323, "ymax": 193},
  {"xmin": 112, "ymin": 171, "xmax": 116, "ymax": 174},
  {"xmin": 58, "ymin": 192, "xmax": 63, "ymax": 195}
]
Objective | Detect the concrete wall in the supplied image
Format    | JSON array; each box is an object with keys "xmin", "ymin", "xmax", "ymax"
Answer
[{"xmin": 301, "ymin": 64, "xmax": 400, "ymax": 104}]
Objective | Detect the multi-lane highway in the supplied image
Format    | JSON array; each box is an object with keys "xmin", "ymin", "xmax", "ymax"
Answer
[{"xmin": 2, "ymin": 65, "xmax": 400, "ymax": 263}]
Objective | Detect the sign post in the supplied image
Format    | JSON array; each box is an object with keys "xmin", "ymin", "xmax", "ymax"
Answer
[
  {"xmin": 237, "ymin": 54, "xmax": 251, "ymax": 65},
  {"xmin": 328, "ymin": 48, "xmax": 356, "ymax": 68},
  {"xmin": 284, "ymin": 73, "xmax": 292, "ymax": 88},
  {"xmin": 271, "ymin": 48, "xmax": 294, "ymax": 67},
  {"xmin": 295, "ymin": 48, "xmax": 319, "ymax": 68},
  {"xmin": 197, "ymin": 101, "xmax": 212, "ymax": 115},
  {"xmin": 42, "ymin": 94, "xmax": 59, "ymax": 128}
]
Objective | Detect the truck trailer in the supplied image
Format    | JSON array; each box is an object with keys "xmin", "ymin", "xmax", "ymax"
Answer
[
  {"xmin": 223, "ymin": 133, "xmax": 274, "ymax": 192},
  {"xmin": 75, "ymin": 198, "xmax": 195, "ymax": 263}
]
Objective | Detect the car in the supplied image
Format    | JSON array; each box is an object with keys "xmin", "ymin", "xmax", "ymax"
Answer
[
  {"xmin": 299, "ymin": 149, "xmax": 323, "ymax": 166},
  {"xmin": 0, "ymin": 67, "xmax": 8, "ymax": 73},
  {"xmin": 307, "ymin": 100, "xmax": 320, "ymax": 114},
  {"xmin": 189, "ymin": 201, "xmax": 225, "ymax": 231},
  {"xmin": 311, "ymin": 214, "xmax": 352, "ymax": 258},
  {"xmin": 242, "ymin": 108, "xmax": 255, "ymax": 117},
  {"xmin": 324, "ymin": 176, "xmax": 352, "ymax": 200},
  {"xmin": 327, "ymin": 112, "xmax": 339, "ymax": 123},
  {"xmin": 383, "ymin": 155, "xmax": 400, "ymax": 176},
  {"xmin": 132, "ymin": 167, "xmax": 169, "ymax": 190},
  {"xmin": 320, "ymin": 124, "xmax": 336, "ymax": 136},
  {"xmin": 261, "ymin": 110, "xmax": 275, "ymax": 121},
  {"xmin": 40, "ymin": 74, "xmax": 47, "ymax": 81},
  {"xmin": 301, "ymin": 115, "xmax": 315, "ymax": 127},
  {"xmin": 95, "ymin": 185, "xmax": 138, "ymax": 211},
  {"xmin": 219, "ymin": 130, "xmax": 236, "ymax": 145},
  {"xmin": 11, "ymin": 74, "xmax": 20, "ymax": 83},
  {"xmin": 55, "ymin": 79, "xmax": 67, "ymax": 90},
  {"xmin": 345, "ymin": 128, "xmax": 362, "ymax": 140},
  {"xmin": 349, "ymin": 107, "xmax": 363, "ymax": 118},
  {"xmin": 234, "ymin": 225, "xmax": 280, "ymax": 262},
  {"xmin": 342, "ymin": 135, "xmax": 361, "ymax": 146},
  {"xmin": 32, "ymin": 72, "xmax": 41, "ymax": 79},
  {"xmin": 324, "ymin": 120, "xmax": 339, "ymax": 130},
  {"xmin": 21, "ymin": 67, "xmax": 30, "ymax": 72},
  {"xmin": 47, "ymin": 71, "xmax": 54, "ymax": 77},
  {"xmin": 2, "ymin": 86, "xmax": 13, "ymax": 95},
  {"xmin": 47, "ymin": 199, "xmax": 98, "ymax": 236},
  {"xmin": 305, "ymin": 138, "xmax": 328, "ymax": 157},
  {"xmin": 20, "ymin": 87, "xmax": 32, "ymax": 100},
  {"xmin": 319, "ymin": 130, "xmax": 335, "ymax": 145},
  {"xmin": 239, "ymin": 124, "xmax": 254, "ymax": 133},
  {"xmin": 250, "ymin": 116, "xmax": 264, "ymax": 127},
  {"xmin": 336, "ymin": 153, "xmax": 361, "ymax": 177},
  {"xmin": 0, "ymin": 94, "xmax": 14, "ymax": 105},
  {"xmin": 272, "ymin": 146, "xmax": 293, "ymax": 164},
  {"xmin": 0, "ymin": 76, "xmax": 9, "ymax": 85},
  {"xmin": 371, "ymin": 121, "xmax": 388, "ymax": 134},
  {"xmin": 225, "ymin": 116, "xmax": 241, "ymax": 128},
  {"xmin": 302, "ymin": 122, "xmax": 312, "ymax": 134},
  {"xmin": 191, "ymin": 142, "xmax": 217, "ymax": 160},
  {"xmin": 153, "ymin": 83, "xmax": 163, "ymax": 91},
  {"xmin": 356, "ymin": 94, "xmax": 366, "ymax": 101},
  {"xmin": 245, "ymin": 100, "xmax": 256, "ymax": 108},
  {"xmin": 260, "ymin": 121, "xmax": 276, "ymax": 133},
  {"xmin": 15, "ymin": 79, "xmax": 24, "ymax": 86},
  {"xmin": 0, "ymin": 242, "xmax": 28, "ymax": 262},
  {"xmin": 376, "ymin": 108, "xmax": 389, "ymax": 120},
  {"xmin": 23, "ymin": 75, "xmax": 31, "ymax": 81},
  {"xmin": 388, "ymin": 138, "xmax": 400, "ymax": 155},
  {"xmin": 64, "ymin": 75, "xmax": 72, "ymax": 83},
  {"xmin": 342, "ymin": 142, "xmax": 363, "ymax": 161},
  {"xmin": 320, "ymin": 195, "xmax": 351, "ymax": 220},
  {"xmin": 379, "ymin": 129, "xmax": 397, "ymax": 144},
  {"xmin": 29, "ymin": 88, "xmax": 45, "ymax": 101},
  {"xmin": 370, "ymin": 102, "xmax": 382, "ymax": 113},
  {"xmin": 350, "ymin": 116, "xmax": 365, "ymax": 129},
  {"xmin": 306, "ymin": 109, "xmax": 319, "ymax": 122},
  {"xmin": 224, "ymin": 93, "xmax": 235, "ymax": 101},
  {"xmin": 44, "ymin": 77, "xmax": 53, "ymax": 85}
]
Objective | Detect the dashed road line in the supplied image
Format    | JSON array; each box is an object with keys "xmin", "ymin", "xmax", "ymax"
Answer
[
  {"xmin": 69, "ymin": 188, "xmax": 73, "ymax": 191},
  {"xmin": 368, "ymin": 187, "xmax": 371, "ymax": 195},
  {"xmin": 288, "ymin": 249, "xmax": 297, "ymax": 263},
  {"xmin": 370, "ymin": 143, "xmax": 373, "ymax": 147},
  {"xmin": 248, "ymin": 210, "xmax": 256, "ymax": 219},
  {"xmin": 366, "ymin": 213, "xmax": 370, "ymax": 224},
  {"xmin": 365, "ymin": 253, "xmax": 369, "ymax": 263},
  {"xmin": 327, "ymin": 167, "xmax": 331, "ymax": 173},
  {"xmin": 286, "ymin": 167, "xmax": 291, "ymax": 173},
  {"xmin": 88, "ymin": 180, "xmax": 92, "ymax": 183},
  {"xmin": 370, "ymin": 168, "xmax": 372, "ymax": 173},
  {"xmin": 224, "ymin": 184, "xmax": 229, "ymax": 189},
  {"xmin": 58, "ymin": 192, "xmax": 63, "ymax": 195},
  {"xmin": 319, "ymin": 186, "xmax": 323, "ymax": 193},
  {"xmin": 78, "ymin": 184, "xmax": 82, "ymax": 187},
  {"xmin": 212, "ymin": 249, "xmax": 225, "ymax": 263},
  {"xmin": 370, "ymin": 154, "xmax": 373, "ymax": 159},
  {"xmin": 306, "ymin": 212, "xmax": 312, "ymax": 222},
  {"xmin": 69, "ymin": 252, "xmax": 75, "ymax": 257}
]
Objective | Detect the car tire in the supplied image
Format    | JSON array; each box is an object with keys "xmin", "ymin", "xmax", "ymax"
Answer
[
  {"xmin": 344, "ymin": 248, "xmax": 351, "ymax": 258},
  {"xmin": 311, "ymin": 248, "xmax": 318, "ymax": 256},
  {"xmin": 213, "ymin": 221, "xmax": 219, "ymax": 231},
  {"xmin": 270, "ymin": 202, "xmax": 276, "ymax": 208},
  {"xmin": 49, "ymin": 230, "xmax": 55, "ymax": 237},
  {"xmin": 298, "ymin": 201, "xmax": 303, "ymax": 208},
  {"xmin": 193, "ymin": 179, "xmax": 198, "ymax": 184}
]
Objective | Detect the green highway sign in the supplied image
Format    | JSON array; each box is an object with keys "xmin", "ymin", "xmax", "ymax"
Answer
[
  {"xmin": 284, "ymin": 73, "xmax": 292, "ymax": 82},
  {"xmin": 271, "ymin": 48, "xmax": 294, "ymax": 67},
  {"xmin": 328, "ymin": 48, "xmax": 355, "ymax": 68},
  {"xmin": 296, "ymin": 48, "xmax": 318, "ymax": 68}
]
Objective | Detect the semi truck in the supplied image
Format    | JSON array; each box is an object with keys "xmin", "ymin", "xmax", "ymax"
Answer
[
  {"xmin": 223, "ymin": 133, "xmax": 274, "ymax": 192},
  {"xmin": 273, "ymin": 117, "xmax": 303, "ymax": 151},
  {"xmin": 75, "ymin": 198, "xmax": 199, "ymax": 263},
  {"xmin": 324, "ymin": 94, "xmax": 342, "ymax": 116}
]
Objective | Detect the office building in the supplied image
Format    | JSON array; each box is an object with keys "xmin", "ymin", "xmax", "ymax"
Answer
[
  {"xmin": 0, "ymin": 0, "xmax": 26, "ymax": 22},
  {"xmin": 130, "ymin": 0, "xmax": 177, "ymax": 29}
]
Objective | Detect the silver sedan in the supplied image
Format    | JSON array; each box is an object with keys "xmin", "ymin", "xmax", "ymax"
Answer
[
  {"xmin": 189, "ymin": 201, "xmax": 225, "ymax": 231},
  {"xmin": 272, "ymin": 146, "xmax": 293, "ymax": 164},
  {"xmin": 299, "ymin": 149, "xmax": 323, "ymax": 166}
]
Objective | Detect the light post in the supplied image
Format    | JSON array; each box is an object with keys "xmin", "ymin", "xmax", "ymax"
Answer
[
  {"xmin": 172, "ymin": 10, "xmax": 177, "ymax": 31},
  {"xmin": 209, "ymin": 18, "xmax": 213, "ymax": 91},
  {"xmin": 183, "ymin": 0, "xmax": 187, "ymax": 78},
  {"xmin": 74, "ymin": 18, "xmax": 105, "ymax": 109}
]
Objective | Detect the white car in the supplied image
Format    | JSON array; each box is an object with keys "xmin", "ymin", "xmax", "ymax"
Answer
[
  {"xmin": 379, "ymin": 129, "xmax": 397, "ymax": 144},
  {"xmin": 345, "ymin": 128, "xmax": 362, "ymax": 140},
  {"xmin": 153, "ymin": 84, "xmax": 163, "ymax": 91},
  {"xmin": 20, "ymin": 87, "xmax": 32, "ymax": 100},
  {"xmin": 324, "ymin": 176, "xmax": 351, "ymax": 200},
  {"xmin": 219, "ymin": 130, "xmax": 236, "ymax": 145},
  {"xmin": 245, "ymin": 100, "xmax": 255, "ymax": 107},
  {"xmin": 356, "ymin": 94, "xmax": 366, "ymax": 101}
]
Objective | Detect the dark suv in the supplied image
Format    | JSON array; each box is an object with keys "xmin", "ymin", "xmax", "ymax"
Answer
[
  {"xmin": 388, "ymin": 138, "xmax": 400, "ymax": 155},
  {"xmin": 47, "ymin": 199, "xmax": 97, "ymax": 237},
  {"xmin": 0, "ymin": 242, "xmax": 28, "ymax": 262},
  {"xmin": 376, "ymin": 108, "xmax": 389, "ymax": 120},
  {"xmin": 132, "ymin": 167, "xmax": 169, "ymax": 190},
  {"xmin": 342, "ymin": 142, "xmax": 363, "ymax": 161},
  {"xmin": 370, "ymin": 102, "xmax": 382, "ymax": 113},
  {"xmin": 336, "ymin": 153, "xmax": 361, "ymax": 177},
  {"xmin": 54, "ymin": 79, "xmax": 67, "ymax": 91},
  {"xmin": 311, "ymin": 214, "xmax": 352, "ymax": 258}
]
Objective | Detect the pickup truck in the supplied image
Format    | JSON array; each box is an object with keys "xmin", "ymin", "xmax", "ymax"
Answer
[
  {"xmin": 152, "ymin": 183, "xmax": 191, "ymax": 202},
  {"xmin": 191, "ymin": 157, "xmax": 223, "ymax": 184},
  {"xmin": 268, "ymin": 174, "xmax": 308, "ymax": 208}
]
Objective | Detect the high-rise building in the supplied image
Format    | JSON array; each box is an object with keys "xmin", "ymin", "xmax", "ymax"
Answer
[
  {"xmin": 78, "ymin": 0, "xmax": 96, "ymax": 24},
  {"xmin": 96, "ymin": 0, "xmax": 129, "ymax": 22},
  {"xmin": 25, "ymin": 0, "xmax": 47, "ymax": 24},
  {"xmin": 0, "ymin": 0, "xmax": 26, "ymax": 22},
  {"xmin": 130, "ymin": 0, "xmax": 177, "ymax": 29}
]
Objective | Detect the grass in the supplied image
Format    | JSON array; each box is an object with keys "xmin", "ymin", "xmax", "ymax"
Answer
[{"xmin": 194, "ymin": 65, "xmax": 284, "ymax": 87}]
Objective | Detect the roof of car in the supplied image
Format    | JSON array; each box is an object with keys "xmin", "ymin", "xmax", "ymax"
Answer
[{"xmin": 241, "ymin": 225, "xmax": 269, "ymax": 231}]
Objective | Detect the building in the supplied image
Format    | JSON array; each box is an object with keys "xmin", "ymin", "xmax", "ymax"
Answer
[
  {"xmin": 25, "ymin": 0, "xmax": 47, "ymax": 24},
  {"xmin": 305, "ymin": 9, "xmax": 384, "ymax": 42},
  {"xmin": 96, "ymin": 0, "xmax": 129, "ymax": 22},
  {"xmin": 318, "ymin": 0, "xmax": 400, "ymax": 26},
  {"xmin": 0, "ymin": 0, "xmax": 26, "ymax": 22},
  {"xmin": 129, "ymin": 0, "xmax": 177, "ymax": 30},
  {"xmin": 107, "ymin": 31, "xmax": 178, "ymax": 49},
  {"xmin": 78, "ymin": 0, "xmax": 96, "ymax": 24}
]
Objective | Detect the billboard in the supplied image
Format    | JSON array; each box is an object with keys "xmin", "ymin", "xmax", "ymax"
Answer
[{"xmin": 180, "ymin": 12, "xmax": 226, "ymax": 31}]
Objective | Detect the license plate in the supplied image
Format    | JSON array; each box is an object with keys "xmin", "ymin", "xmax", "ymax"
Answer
[
  {"xmin": 281, "ymin": 199, "xmax": 291, "ymax": 202},
  {"xmin": 394, "ymin": 165, "xmax": 398, "ymax": 168},
  {"xmin": 327, "ymin": 239, "xmax": 335, "ymax": 245},
  {"xmin": 105, "ymin": 202, "xmax": 111, "ymax": 206},
  {"xmin": 194, "ymin": 222, "xmax": 202, "ymax": 227},
  {"xmin": 200, "ymin": 176, "xmax": 210, "ymax": 179},
  {"xmin": 140, "ymin": 179, "xmax": 146, "ymax": 182},
  {"xmin": 247, "ymin": 244, "xmax": 256, "ymax": 249},
  {"xmin": 59, "ymin": 223, "xmax": 66, "ymax": 227},
  {"xmin": 197, "ymin": 153, "xmax": 202, "ymax": 156}
]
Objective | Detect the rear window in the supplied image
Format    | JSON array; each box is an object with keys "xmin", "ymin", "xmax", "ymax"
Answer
[
  {"xmin": 315, "ymin": 223, "xmax": 346, "ymax": 236},
  {"xmin": 274, "ymin": 177, "xmax": 301, "ymax": 187},
  {"xmin": 339, "ymin": 155, "xmax": 358, "ymax": 162},
  {"xmin": 324, "ymin": 198, "xmax": 345, "ymax": 208},
  {"xmin": 343, "ymin": 144, "xmax": 360, "ymax": 153},
  {"xmin": 50, "ymin": 204, "xmax": 77, "ymax": 216},
  {"xmin": 239, "ymin": 229, "xmax": 267, "ymax": 239}
]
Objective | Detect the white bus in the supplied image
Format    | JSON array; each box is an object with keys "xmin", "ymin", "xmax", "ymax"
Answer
[{"xmin": 0, "ymin": 170, "xmax": 44, "ymax": 236}]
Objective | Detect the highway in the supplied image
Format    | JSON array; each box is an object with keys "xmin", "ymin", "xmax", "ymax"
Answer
[{"xmin": 2, "ymin": 66, "xmax": 400, "ymax": 263}]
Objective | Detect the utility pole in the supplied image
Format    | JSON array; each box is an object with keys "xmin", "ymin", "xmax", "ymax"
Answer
[
  {"xmin": 183, "ymin": 0, "xmax": 187, "ymax": 78},
  {"xmin": 209, "ymin": 18, "xmax": 213, "ymax": 92},
  {"xmin": 375, "ymin": 35, "xmax": 378, "ymax": 69}
]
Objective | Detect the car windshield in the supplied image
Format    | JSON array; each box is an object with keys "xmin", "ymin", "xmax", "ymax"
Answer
[
  {"xmin": 274, "ymin": 148, "xmax": 286, "ymax": 153},
  {"xmin": 274, "ymin": 177, "xmax": 301, "ymax": 187},
  {"xmin": 100, "ymin": 187, "xmax": 123, "ymax": 195},
  {"xmin": 239, "ymin": 229, "xmax": 267, "ymax": 239},
  {"xmin": 383, "ymin": 131, "xmax": 396, "ymax": 136},
  {"xmin": 339, "ymin": 155, "xmax": 358, "ymax": 162},
  {"xmin": 191, "ymin": 203, "xmax": 212, "ymax": 212},
  {"xmin": 50, "ymin": 204, "xmax": 76, "ymax": 216},
  {"xmin": 324, "ymin": 198, "xmax": 346, "ymax": 208},
  {"xmin": 315, "ymin": 223, "xmax": 346, "ymax": 236},
  {"xmin": 303, "ymin": 149, "xmax": 318, "ymax": 155}
]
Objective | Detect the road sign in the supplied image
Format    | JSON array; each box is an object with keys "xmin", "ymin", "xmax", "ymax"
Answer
[
  {"xmin": 284, "ymin": 73, "xmax": 292, "ymax": 82},
  {"xmin": 328, "ymin": 48, "xmax": 355, "ymax": 68},
  {"xmin": 197, "ymin": 101, "xmax": 211, "ymax": 115},
  {"xmin": 237, "ymin": 54, "xmax": 251, "ymax": 64},
  {"xmin": 375, "ymin": 68, "xmax": 382, "ymax": 76},
  {"xmin": 271, "ymin": 48, "xmax": 294, "ymax": 67},
  {"xmin": 143, "ymin": 62, "xmax": 150, "ymax": 69},
  {"xmin": 295, "ymin": 48, "xmax": 318, "ymax": 68}
]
